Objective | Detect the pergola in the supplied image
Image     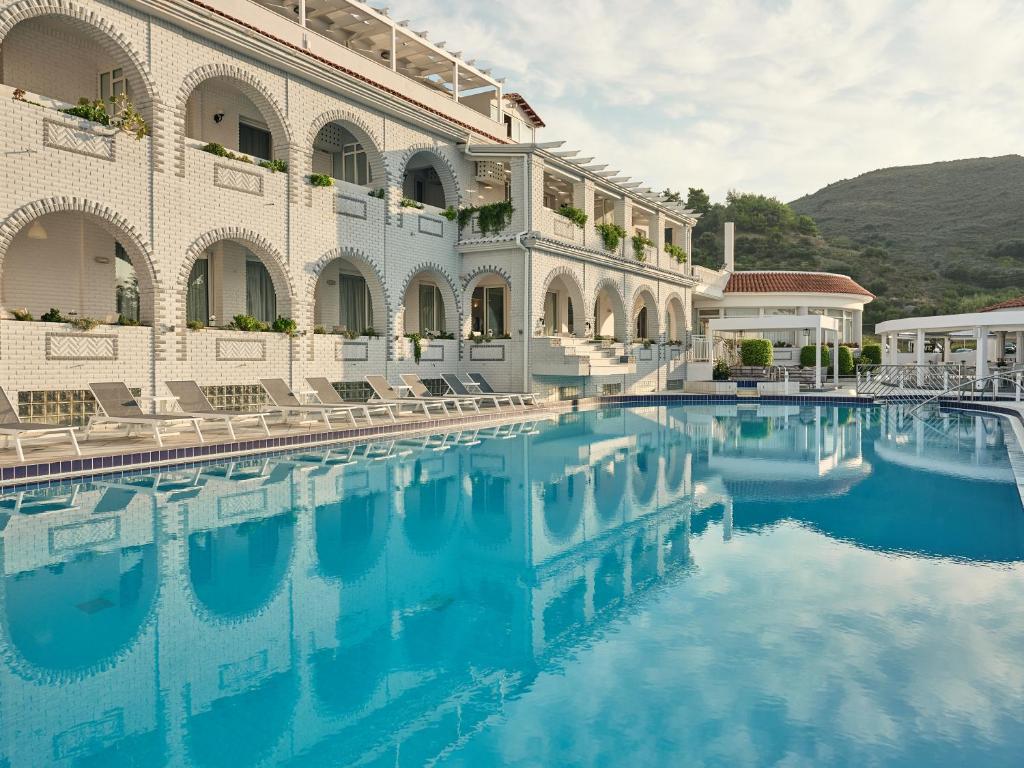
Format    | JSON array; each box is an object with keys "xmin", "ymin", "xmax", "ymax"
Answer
[
  {"xmin": 708, "ymin": 315, "xmax": 841, "ymax": 389},
  {"xmin": 875, "ymin": 309, "xmax": 1024, "ymax": 379}
]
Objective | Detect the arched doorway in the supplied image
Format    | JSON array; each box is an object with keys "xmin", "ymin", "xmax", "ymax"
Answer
[
  {"xmin": 593, "ymin": 281, "xmax": 626, "ymax": 340},
  {"xmin": 0, "ymin": 208, "xmax": 157, "ymax": 324},
  {"xmin": 309, "ymin": 115, "xmax": 386, "ymax": 190},
  {"xmin": 313, "ymin": 252, "xmax": 387, "ymax": 336},
  {"xmin": 400, "ymin": 267, "xmax": 457, "ymax": 335},
  {"xmin": 182, "ymin": 234, "xmax": 291, "ymax": 328},
  {"xmin": 401, "ymin": 150, "xmax": 458, "ymax": 209},
  {"xmin": 539, "ymin": 268, "xmax": 585, "ymax": 337},
  {"xmin": 632, "ymin": 289, "xmax": 659, "ymax": 342},
  {"xmin": 0, "ymin": 12, "xmax": 155, "ymax": 123},
  {"xmin": 665, "ymin": 294, "xmax": 686, "ymax": 342}
]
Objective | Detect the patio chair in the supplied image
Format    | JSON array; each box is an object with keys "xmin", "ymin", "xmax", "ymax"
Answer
[
  {"xmin": 0, "ymin": 385, "xmax": 81, "ymax": 462},
  {"xmin": 166, "ymin": 380, "xmax": 273, "ymax": 439},
  {"xmin": 306, "ymin": 377, "xmax": 398, "ymax": 422},
  {"xmin": 364, "ymin": 376, "xmax": 451, "ymax": 418},
  {"xmin": 467, "ymin": 373, "xmax": 541, "ymax": 407},
  {"xmin": 441, "ymin": 374, "xmax": 517, "ymax": 411},
  {"xmin": 399, "ymin": 373, "xmax": 481, "ymax": 415},
  {"xmin": 259, "ymin": 378, "xmax": 375, "ymax": 428},
  {"xmin": 85, "ymin": 382, "xmax": 205, "ymax": 448}
]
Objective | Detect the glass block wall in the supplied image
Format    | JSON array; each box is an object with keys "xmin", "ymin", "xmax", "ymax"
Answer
[{"xmin": 18, "ymin": 388, "xmax": 141, "ymax": 426}]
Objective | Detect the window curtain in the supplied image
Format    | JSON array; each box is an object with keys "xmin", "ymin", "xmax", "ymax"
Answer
[
  {"xmin": 486, "ymin": 286, "xmax": 504, "ymax": 335},
  {"xmin": 246, "ymin": 259, "xmax": 276, "ymax": 322},
  {"xmin": 419, "ymin": 284, "xmax": 445, "ymax": 333},
  {"xmin": 186, "ymin": 259, "xmax": 209, "ymax": 325},
  {"xmin": 339, "ymin": 274, "xmax": 367, "ymax": 331}
]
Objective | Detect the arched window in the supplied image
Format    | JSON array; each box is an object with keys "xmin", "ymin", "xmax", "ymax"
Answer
[{"xmin": 636, "ymin": 306, "xmax": 648, "ymax": 339}]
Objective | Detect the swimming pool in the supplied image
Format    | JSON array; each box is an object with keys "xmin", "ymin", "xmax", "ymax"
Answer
[{"xmin": 0, "ymin": 404, "xmax": 1021, "ymax": 767}]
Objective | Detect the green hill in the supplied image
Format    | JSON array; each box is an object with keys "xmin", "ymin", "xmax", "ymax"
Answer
[
  {"xmin": 688, "ymin": 156, "xmax": 1024, "ymax": 330},
  {"xmin": 789, "ymin": 155, "xmax": 1024, "ymax": 324}
]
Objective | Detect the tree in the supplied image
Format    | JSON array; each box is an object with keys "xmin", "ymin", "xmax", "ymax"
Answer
[
  {"xmin": 685, "ymin": 187, "xmax": 711, "ymax": 215},
  {"xmin": 661, "ymin": 188, "xmax": 682, "ymax": 203}
]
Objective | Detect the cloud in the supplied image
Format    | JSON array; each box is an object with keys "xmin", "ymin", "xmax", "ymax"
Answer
[{"xmin": 384, "ymin": 0, "xmax": 1024, "ymax": 201}]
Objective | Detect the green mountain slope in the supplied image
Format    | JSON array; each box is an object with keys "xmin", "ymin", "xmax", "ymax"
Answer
[{"xmin": 788, "ymin": 155, "xmax": 1024, "ymax": 324}]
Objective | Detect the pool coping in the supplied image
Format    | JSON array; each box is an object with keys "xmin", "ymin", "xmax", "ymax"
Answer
[{"xmin": 2, "ymin": 392, "xmax": 1020, "ymax": 496}]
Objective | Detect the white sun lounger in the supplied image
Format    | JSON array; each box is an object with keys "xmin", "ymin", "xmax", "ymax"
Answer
[
  {"xmin": 0, "ymin": 385, "xmax": 81, "ymax": 462},
  {"xmin": 364, "ymin": 376, "xmax": 452, "ymax": 418},
  {"xmin": 166, "ymin": 380, "xmax": 272, "ymax": 439},
  {"xmin": 86, "ymin": 382, "xmax": 205, "ymax": 448},
  {"xmin": 399, "ymin": 374, "xmax": 481, "ymax": 415}
]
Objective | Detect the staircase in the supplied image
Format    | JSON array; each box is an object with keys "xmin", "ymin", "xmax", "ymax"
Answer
[{"xmin": 532, "ymin": 337, "xmax": 637, "ymax": 377}]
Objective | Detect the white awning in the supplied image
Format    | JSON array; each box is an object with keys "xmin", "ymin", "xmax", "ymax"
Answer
[{"xmin": 708, "ymin": 315, "xmax": 840, "ymax": 334}]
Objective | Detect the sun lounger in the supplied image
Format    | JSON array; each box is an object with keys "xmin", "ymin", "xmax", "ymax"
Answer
[
  {"xmin": 364, "ymin": 376, "xmax": 451, "ymax": 418},
  {"xmin": 260, "ymin": 378, "xmax": 376, "ymax": 428},
  {"xmin": 399, "ymin": 374, "xmax": 480, "ymax": 415},
  {"xmin": 86, "ymin": 382, "xmax": 205, "ymax": 447},
  {"xmin": 467, "ymin": 373, "xmax": 541, "ymax": 407},
  {"xmin": 306, "ymin": 377, "xmax": 398, "ymax": 422},
  {"xmin": 166, "ymin": 380, "xmax": 272, "ymax": 439},
  {"xmin": 441, "ymin": 374, "xmax": 517, "ymax": 410},
  {"xmin": 0, "ymin": 385, "xmax": 81, "ymax": 462}
]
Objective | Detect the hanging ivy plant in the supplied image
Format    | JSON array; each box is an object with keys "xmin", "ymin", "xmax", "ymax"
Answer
[
  {"xmin": 665, "ymin": 243, "xmax": 688, "ymax": 263},
  {"xmin": 632, "ymin": 233, "xmax": 654, "ymax": 261},
  {"xmin": 557, "ymin": 204, "xmax": 588, "ymax": 228},
  {"xmin": 405, "ymin": 332, "xmax": 423, "ymax": 363},
  {"xmin": 595, "ymin": 222, "xmax": 627, "ymax": 252},
  {"xmin": 442, "ymin": 201, "xmax": 514, "ymax": 236}
]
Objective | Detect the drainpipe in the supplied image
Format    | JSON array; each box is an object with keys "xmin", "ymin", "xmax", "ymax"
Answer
[{"xmin": 463, "ymin": 137, "xmax": 533, "ymax": 392}]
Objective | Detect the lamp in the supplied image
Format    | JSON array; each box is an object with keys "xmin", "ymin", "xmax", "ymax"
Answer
[
  {"xmin": 213, "ymin": 112, "xmax": 225, "ymax": 123},
  {"xmin": 26, "ymin": 220, "xmax": 47, "ymax": 240}
]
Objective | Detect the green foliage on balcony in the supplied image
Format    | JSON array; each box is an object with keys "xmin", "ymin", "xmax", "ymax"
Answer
[
  {"xmin": 595, "ymin": 222, "xmax": 627, "ymax": 252},
  {"xmin": 557, "ymin": 204, "xmax": 588, "ymax": 228},
  {"xmin": 632, "ymin": 232, "xmax": 654, "ymax": 261}
]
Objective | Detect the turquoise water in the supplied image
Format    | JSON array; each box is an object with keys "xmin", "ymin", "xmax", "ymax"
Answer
[{"xmin": 0, "ymin": 404, "xmax": 1022, "ymax": 767}]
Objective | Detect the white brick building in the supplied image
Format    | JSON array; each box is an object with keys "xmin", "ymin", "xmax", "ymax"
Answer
[{"xmin": 0, "ymin": 0, "xmax": 870, "ymax": 421}]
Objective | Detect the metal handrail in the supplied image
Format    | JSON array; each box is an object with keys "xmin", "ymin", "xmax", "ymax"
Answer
[{"xmin": 906, "ymin": 364, "xmax": 1024, "ymax": 416}]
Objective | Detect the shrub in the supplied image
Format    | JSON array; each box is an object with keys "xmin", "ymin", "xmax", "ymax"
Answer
[
  {"xmin": 271, "ymin": 316, "xmax": 297, "ymax": 335},
  {"xmin": 309, "ymin": 173, "xmax": 334, "ymax": 187},
  {"xmin": 837, "ymin": 345, "xmax": 855, "ymax": 376},
  {"xmin": 557, "ymin": 204, "xmax": 588, "ymax": 228},
  {"xmin": 201, "ymin": 142, "xmax": 230, "ymax": 157},
  {"xmin": 231, "ymin": 314, "xmax": 269, "ymax": 332},
  {"xmin": 259, "ymin": 158, "xmax": 288, "ymax": 173},
  {"xmin": 400, "ymin": 197, "xmax": 425, "ymax": 209},
  {"xmin": 40, "ymin": 308, "xmax": 65, "ymax": 323},
  {"xmin": 861, "ymin": 343, "xmax": 882, "ymax": 365},
  {"xmin": 110, "ymin": 93, "xmax": 149, "ymax": 140},
  {"xmin": 313, "ymin": 325, "xmax": 327, "ymax": 334},
  {"xmin": 712, "ymin": 360, "xmax": 731, "ymax": 381},
  {"xmin": 187, "ymin": 320, "xmax": 204, "ymax": 331},
  {"xmin": 740, "ymin": 338, "xmax": 774, "ymax": 367},
  {"xmin": 69, "ymin": 317, "xmax": 100, "ymax": 331},
  {"xmin": 362, "ymin": 327, "xmax": 378, "ymax": 338},
  {"xmin": 595, "ymin": 222, "xmax": 627, "ymax": 252},
  {"xmin": 62, "ymin": 98, "xmax": 110, "ymax": 126},
  {"xmin": 117, "ymin": 315, "xmax": 140, "ymax": 326},
  {"xmin": 10, "ymin": 308, "xmax": 33, "ymax": 321},
  {"xmin": 799, "ymin": 344, "xmax": 832, "ymax": 368},
  {"xmin": 368, "ymin": 188, "xmax": 386, "ymax": 199}
]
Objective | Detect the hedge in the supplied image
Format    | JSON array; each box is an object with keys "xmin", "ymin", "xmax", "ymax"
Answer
[
  {"xmin": 861, "ymin": 343, "xmax": 882, "ymax": 365},
  {"xmin": 799, "ymin": 344, "xmax": 831, "ymax": 368},
  {"xmin": 837, "ymin": 345, "xmax": 854, "ymax": 375},
  {"xmin": 740, "ymin": 338, "xmax": 774, "ymax": 367}
]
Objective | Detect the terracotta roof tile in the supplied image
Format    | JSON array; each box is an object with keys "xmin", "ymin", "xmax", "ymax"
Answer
[
  {"xmin": 505, "ymin": 93, "xmax": 546, "ymax": 128},
  {"xmin": 980, "ymin": 296, "xmax": 1024, "ymax": 312},
  {"xmin": 725, "ymin": 271, "xmax": 874, "ymax": 298}
]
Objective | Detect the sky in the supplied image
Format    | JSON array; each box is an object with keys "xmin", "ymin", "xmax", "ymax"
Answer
[{"xmin": 385, "ymin": 0, "xmax": 1024, "ymax": 203}]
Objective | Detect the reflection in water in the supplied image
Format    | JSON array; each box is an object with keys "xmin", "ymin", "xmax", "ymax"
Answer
[{"xmin": 0, "ymin": 405, "xmax": 1022, "ymax": 767}]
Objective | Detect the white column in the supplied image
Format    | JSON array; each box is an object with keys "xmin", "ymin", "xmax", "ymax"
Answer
[
  {"xmin": 452, "ymin": 63, "xmax": 460, "ymax": 102},
  {"xmin": 1016, "ymin": 331, "xmax": 1023, "ymax": 364},
  {"xmin": 299, "ymin": 0, "xmax": 306, "ymax": 26},
  {"xmin": 390, "ymin": 26, "xmax": 398, "ymax": 70},
  {"xmin": 996, "ymin": 331, "xmax": 1007, "ymax": 362},
  {"xmin": 976, "ymin": 326, "xmax": 988, "ymax": 380},
  {"xmin": 915, "ymin": 328, "xmax": 925, "ymax": 386},
  {"xmin": 833, "ymin": 333, "xmax": 839, "ymax": 386},
  {"xmin": 815, "ymin": 325, "xmax": 822, "ymax": 389}
]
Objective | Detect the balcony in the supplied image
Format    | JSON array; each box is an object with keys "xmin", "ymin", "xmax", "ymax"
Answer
[{"xmin": 224, "ymin": 0, "xmax": 506, "ymax": 138}]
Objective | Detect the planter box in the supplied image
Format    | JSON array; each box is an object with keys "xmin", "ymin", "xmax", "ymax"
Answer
[{"xmin": 757, "ymin": 381, "xmax": 800, "ymax": 395}]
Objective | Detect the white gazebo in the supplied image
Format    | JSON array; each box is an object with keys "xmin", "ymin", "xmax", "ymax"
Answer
[
  {"xmin": 708, "ymin": 314, "xmax": 842, "ymax": 389},
  {"xmin": 875, "ymin": 309, "xmax": 1024, "ymax": 380}
]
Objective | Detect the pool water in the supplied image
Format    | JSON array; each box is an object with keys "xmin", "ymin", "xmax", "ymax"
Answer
[{"xmin": 0, "ymin": 404, "xmax": 1022, "ymax": 767}]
